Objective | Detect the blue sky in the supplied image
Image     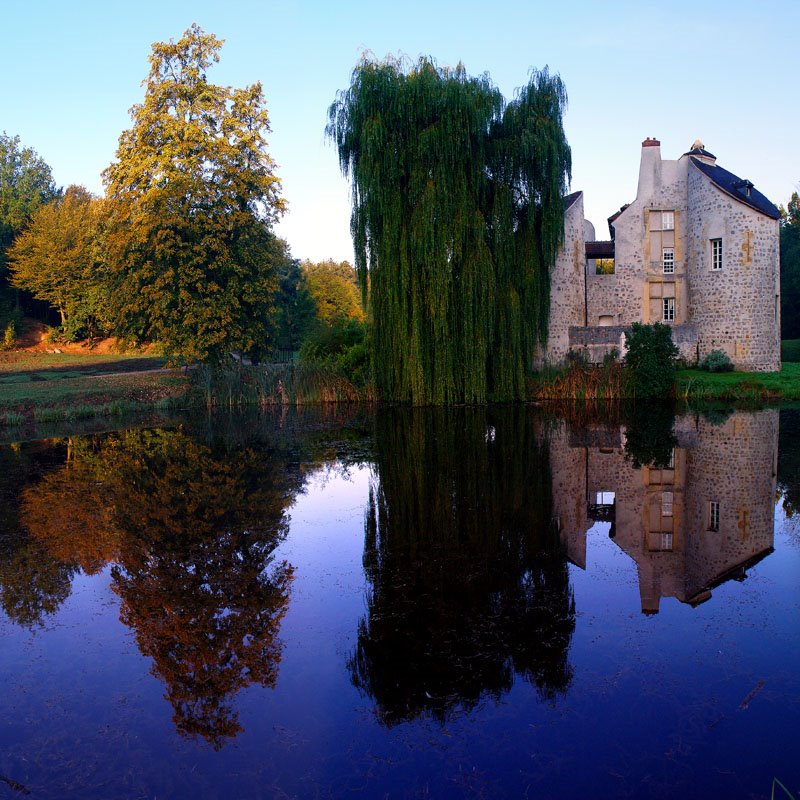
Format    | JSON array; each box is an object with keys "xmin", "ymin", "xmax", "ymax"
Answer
[{"xmin": 3, "ymin": 0, "xmax": 798, "ymax": 262}]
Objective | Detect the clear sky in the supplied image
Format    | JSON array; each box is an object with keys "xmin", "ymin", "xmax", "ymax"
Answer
[{"xmin": 3, "ymin": 0, "xmax": 798, "ymax": 263}]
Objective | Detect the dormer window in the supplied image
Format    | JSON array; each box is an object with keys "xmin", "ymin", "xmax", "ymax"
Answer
[
  {"xmin": 662, "ymin": 211, "xmax": 674, "ymax": 230},
  {"xmin": 735, "ymin": 179, "xmax": 754, "ymax": 199}
]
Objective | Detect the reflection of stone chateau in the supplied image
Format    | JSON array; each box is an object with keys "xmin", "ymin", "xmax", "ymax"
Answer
[{"xmin": 549, "ymin": 410, "xmax": 778, "ymax": 613}]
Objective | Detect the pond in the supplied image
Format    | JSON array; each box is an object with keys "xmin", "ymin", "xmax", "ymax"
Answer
[{"xmin": 0, "ymin": 405, "xmax": 798, "ymax": 799}]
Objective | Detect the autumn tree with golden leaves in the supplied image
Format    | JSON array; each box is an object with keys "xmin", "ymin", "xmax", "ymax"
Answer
[
  {"xmin": 8, "ymin": 186, "xmax": 109, "ymax": 340},
  {"xmin": 103, "ymin": 24, "xmax": 287, "ymax": 363}
]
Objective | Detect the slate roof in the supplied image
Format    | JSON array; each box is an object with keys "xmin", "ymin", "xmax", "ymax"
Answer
[
  {"xmin": 690, "ymin": 157, "xmax": 780, "ymax": 220},
  {"xmin": 607, "ymin": 204, "xmax": 630, "ymax": 239},
  {"xmin": 563, "ymin": 190, "xmax": 582, "ymax": 211},
  {"xmin": 683, "ymin": 146, "xmax": 716, "ymax": 160},
  {"xmin": 585, "ymin": 240, "xmax": 615, "ymax": 258}
]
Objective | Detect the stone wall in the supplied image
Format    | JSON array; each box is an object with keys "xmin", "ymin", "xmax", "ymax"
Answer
[
  {"xmin": 535, "ymin": 193, "xmax": 586, "ymax": 367},
  {"xmin": 555, "ymin": 142, "xmax": 779, "ymax": 372},
  {"xmin": 595, "ymin": 144, "xmax": 690, "ymax": 329},
  {"xmin": 545, "ymin": 410, "xmax": 777, "ymax": 613},
  {"xmin": 547, "ymin": 421, "xmax": 589, "ymax": 569},
  {"xmin": 682, "ymin": 410, "xmax": 778, "ymax": 599},
  {"xmin": 687, "ymin": 164, "xmax": 781, "ymax": 371},
  {"xmin": 568, "ymin": 323, "xmax": 697, "ymax": 364}
]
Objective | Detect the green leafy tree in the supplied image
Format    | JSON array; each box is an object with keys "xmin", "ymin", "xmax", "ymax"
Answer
[
  {"xmin": 301, "ymin": 259, "xmax": 365, "ymax": 325},
  {"xmin": 273, "ymin": 251, "xmax": 316, "ymax": 352},
  {"xmin": 0, "ymin": 132, "xmax": 59, "ymax": 325},
  {"xmin": 328, "ymin": 57, "xmax": 571, "ymax": 404},
  {"xmin": 780, "ymin": 191, "xmax": 800, "ymax": 340},
  {"xmin": 7, "ymin": 185, "xmax": 109, "ymax": 340},
  {"xmin": 102, "ymin": 24, "xmax": 285, "ymax": 363},
  {"xmin": 624, "ymin": 322, "xmax": 679, "ymax": 398}
]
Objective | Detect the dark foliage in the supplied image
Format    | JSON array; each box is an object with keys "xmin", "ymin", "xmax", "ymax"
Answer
[
  {"xmin": 349, "ymin": 407, "xmax": 575, "ymax": 725},
  {"xmin": 624, "ymin": 323, "xmax": 679, "ymax": 398}
]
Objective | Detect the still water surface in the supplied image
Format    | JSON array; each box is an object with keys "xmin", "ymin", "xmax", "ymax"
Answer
[{"xmin": 0, "ymin": 406, "xmax": 798, "ymax": 799}]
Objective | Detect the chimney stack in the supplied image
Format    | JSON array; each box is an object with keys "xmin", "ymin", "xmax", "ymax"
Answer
[{"xmin": 637, "ymin": 137, "xmax": 662, "ymax": 199}]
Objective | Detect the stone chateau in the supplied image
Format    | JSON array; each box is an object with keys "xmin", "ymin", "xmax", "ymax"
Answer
[
  {"xmin": 548, "ymin": 409, "xmax": 778, "ymax": 614},
  {"xmin": 542, "ymin": 138, "xmax": 781, "ymax": 371}
]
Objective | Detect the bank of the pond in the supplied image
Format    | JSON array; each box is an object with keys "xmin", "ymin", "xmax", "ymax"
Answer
[
  {"xmin": 0, "ymin": 356, "xmax": 373, "ymax": 431},
  {"xmin": 4, "ymin": 353, "xmax": 800, "ymax": 432},
  {"xmin": 676, "ymin": 363, "xmax": 800, "ymax": 401},
  {"xmin": 529, "ymin": 361, "xmax": 800, "ymax": 402}
]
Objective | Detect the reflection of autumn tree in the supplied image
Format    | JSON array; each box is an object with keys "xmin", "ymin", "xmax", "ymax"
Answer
[
  {"xmin": 110, "ymin": 431, "xmax": 295, "ymax": 748},
  {"xmin": 0, "ymin": 442, "xmax": 76, "ymax": 627},
  {"xmin": 21, "ymin": 438, "xmax": 119, "ymax": 574},
  {"xmin": 351, "ymin": 408, "xmax": 575, "ymax": 726},
  {"xmin": 20, "ymin": 428, "xmax": 298, "ymax": 748}
]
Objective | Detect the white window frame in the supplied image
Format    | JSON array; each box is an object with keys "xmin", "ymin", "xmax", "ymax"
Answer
[
  {"xmin": 663, "ymin": 297, "xmax": 675, "ymax": 322},
  {"xmin": 709, "ymin": 501, "xmax": 720, "ymax": 531},
  {"xmin": 663, "ymin": 247, "xmax": 675, "ymax": 274},
  {"xmin": 662, "ymin": 211, "xmax": 675, "ymax": 230},
  {"xmin": 660, "ymin": 532, "xmax": 674, "ymax": 551},
  {"xmin": 662, "ymin": 491, "xmax": 673, "ymax": 517},
  {"xmin": 711, "ymin": 238, "xmax": 723, "ymax": 271}
]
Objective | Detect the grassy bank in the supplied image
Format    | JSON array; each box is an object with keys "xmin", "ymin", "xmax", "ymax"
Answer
[
  {"xmin": 676, "ymin": 363, "xmax": 800, "ymax": 402},
  {"xmin": 0, "ymin": 353, "xmax": 373, "ymax": 431},
  {"xmin": 0, "ymin": 351, "xmax": 188, "ymax": 428},
  {"xmin": 531, "ymin": 359, "xmax": 800, "ymax": 403}
]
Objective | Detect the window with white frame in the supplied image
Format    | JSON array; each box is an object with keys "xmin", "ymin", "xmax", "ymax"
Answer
[
  {"xmin": 662, "ymin": 491, "xmax": 673, "ymax": 517},
  {"xmin": 708, "ymin": 501, "xmax": 720, "ymax": 531},
  {"xmin": 711, "ymin": 238, "xmax": 723, "ymax": 271},
  {"xmin": 663, "ymin": 297, "xmax": 675, "ymax": 322},
  {"xmin": 660, "ymin": 532, "xmax": 674, "ymax": 551},
  {"xmin": 663, "ymin": 247, "xmax": 675, "ymax": 273},
  {"xmin": 662, "ymin": 211, "xmax": 675, "ymax": 230}
]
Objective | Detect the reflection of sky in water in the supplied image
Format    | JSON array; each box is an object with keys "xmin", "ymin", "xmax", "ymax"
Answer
[{"xmin": 0, "ymin": 411, "xmax": 798, "ymax": 799}]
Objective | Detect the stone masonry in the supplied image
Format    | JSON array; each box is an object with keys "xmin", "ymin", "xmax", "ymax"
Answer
[
  {"xmin": 546, "ymin": 409, "xmax": 777, "ymax": 614},
  {"xmin": 542, "ymin": 139, "xmax": 781, "ymax": 371}
]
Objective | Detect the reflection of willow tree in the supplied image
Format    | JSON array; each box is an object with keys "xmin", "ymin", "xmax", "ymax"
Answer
[
  {"xmin": 20, "ymin": 429, "xmax": 297, "ymax": 749},
  {"xmin": 351, "ymin": 408, "xmax": 575, "ymax": 726},
  {"xmin": 0, "ymin": 442, "xmax": 76, "ymax": 627}
]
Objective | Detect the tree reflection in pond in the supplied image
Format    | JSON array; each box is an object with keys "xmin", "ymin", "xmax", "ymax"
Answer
[
  {"xmin": 350, "ymin": 408, "xmax": 575, "ymax": 726},
  {"xmin": 19, "ymin": 428, "xmax": 298, "ymax": 749},
  {"xmin": 0, "ymin": 442, "xmax": 76, "ymax": 627}
]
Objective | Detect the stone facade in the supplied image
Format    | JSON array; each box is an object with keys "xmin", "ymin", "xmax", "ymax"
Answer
[
  {"xmin": 536, "ymin": 192, "xmax": 589, "ymax": 365},
  {"xmin": 547, "ymin": 410, "xmax": 778, "ymax": 614},
  {"xmin": 546, "ymin": 139, "xmax": 781, "ymax": 371}
]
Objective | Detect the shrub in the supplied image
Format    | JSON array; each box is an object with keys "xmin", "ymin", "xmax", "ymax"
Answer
[
  {"xmin": 700, "ymin": 349, "xmax": 734, "ymax": 372},
  {"xmin": 299, "ymin": 318, "xmax": 371, "ymax": 387},
  {"xmin": 2, "ymin": 320, "xmax": 16, "ymax": 350},
  {"xmin": 624, "ymin": 322, "xmax": 679, "ymax": 398}
]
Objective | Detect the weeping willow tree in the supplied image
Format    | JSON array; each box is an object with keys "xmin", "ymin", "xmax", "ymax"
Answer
[{"xmin": 327, "ymin": 56, "xmax": 571, "ymax": 404}]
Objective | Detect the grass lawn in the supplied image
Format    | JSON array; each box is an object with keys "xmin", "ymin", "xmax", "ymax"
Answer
[
  {"xmin": 782, "ymin": 339, "xmax": 800, "ymax": 362},
  {"xmin": 0, "ymin": 351, "xmax": 191, "ymax": 428},
  {"xmin": 676, "ymin": 362, "xmax": 800, "ymax": 401},
  {"xmin": 0, "ymin": 351, "xmax": 166, "ymax": 379}
]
